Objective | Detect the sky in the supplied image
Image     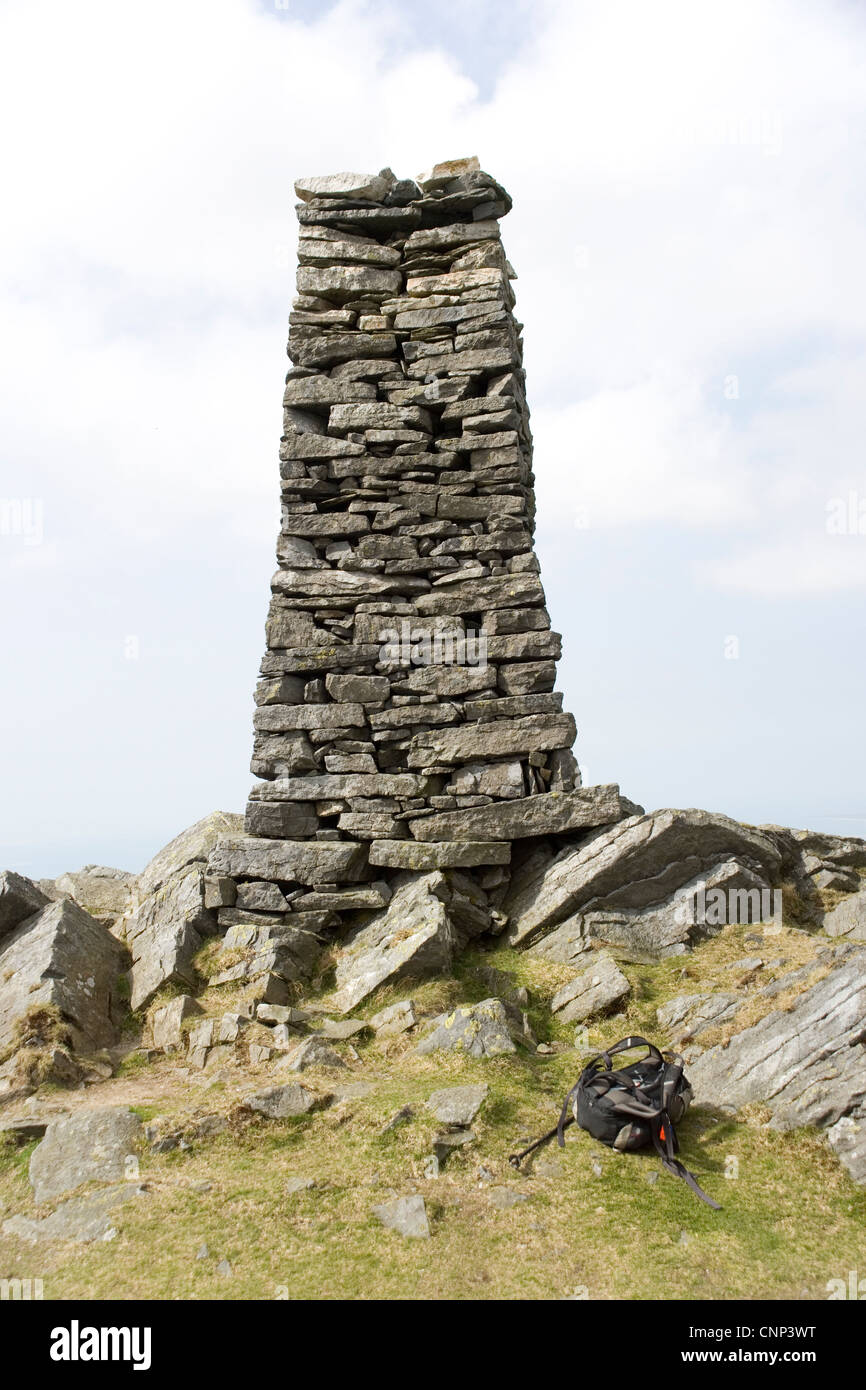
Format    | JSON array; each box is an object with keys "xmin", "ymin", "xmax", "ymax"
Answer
[{"xmin": 1, "ymin": 0, "xmax": 865, "ymax": 879}]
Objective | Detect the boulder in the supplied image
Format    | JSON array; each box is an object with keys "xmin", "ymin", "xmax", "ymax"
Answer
[
  {"xmin": 526, "ymin": 915, "xmax": 591, "ymax": 967},
  {"xmin": 0, "ymin": 897, "xmax": 126, "ymax": 1052},
  {"xmin": 210, "ymin": 917, "xmax": 324, "ymax": 990},
  {"xmin": 550, "ymin": 951, "xmax": 630, "ymax": 1024},
  {"xmin": 810, "ymin": 865, "xmax": 860, "ymax": 893},
  {"xmin": 125, "ymin": 867, "xmax": 216, "ymax": 1011},
  {"xmin": 219, "ymin": 1011, "xmax": 250, "ymax": 1043},
  {"xmin": 370, "ymin": 1000, "xmax": 416, "ymax": 1036},
  {"xmin": 580, "ymin": 860, "xmax": 774, "ymax": 962},
  {"xmin": 276, "ymin": 1035, "xmax": 346, "ymax": 1073},
  {"xmin": 313, "ymin": 1017, "xmax": 371, "ymax": 1040},
  {"xmin": 138, "ymin": 812, "xmax": 243, "ymax": 898},
  {"xmin": 415, "ymin": 998, "xmax": 523, "ymax": 1058},
  {"xmin": 331, "ymin": 872, "xmax": 458, "ymax": 1014},
  {"xmin": 788, "ymin": 829, "xmax": 866, "ymax": 870},
  {"xmin": 29, "ymin": 1107, "xmax": 142, "ymax": 1204},
  {"xmin": 687, "ymin": 945, "xmax": 866, "ymax": 1135},
  {"xmin": 257, "ymin": 1003, "xmax": 311, "ymax": 1026},
  {"xmin": 0, "ymin": 1115, "xmax": 53, "ymax": 1142},
  {"xmin": 827, "ymin": 1110, "xmax": 866, "ymax": 1185},
  {"xmin": 504, "ymin": 809, "xmax": 783, "ymax": 952},
  {"xmin": 241, "ymin": 1083, "xmax": 329, "ymax": 1118}
]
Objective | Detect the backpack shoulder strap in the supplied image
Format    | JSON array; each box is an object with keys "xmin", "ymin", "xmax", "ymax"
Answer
[{"xmin": 652, "ymin": 1111, "xmax": 721, "ymax": 1209}]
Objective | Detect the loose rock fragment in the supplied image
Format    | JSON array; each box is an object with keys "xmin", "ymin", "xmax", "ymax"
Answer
[
  {"xmin": 372, "ymin": 1193, "xmax": 430, "ymax": 1238},
  {"xmin": 426, "ymin": 1084, "xmax": 489, "ymax": 1127}
]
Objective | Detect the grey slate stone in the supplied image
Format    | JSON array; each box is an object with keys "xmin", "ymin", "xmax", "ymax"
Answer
[
  {"xmin": 550, "ymin": 952, "xmax": 631, "ymax": 1024},
  {"xmin": 370, "ymin": 1000, "xmax": 416, "ymax": 1035},
  {"xmin": 0, "ymin": 897, "xmax": 126, "ymax": 1052},
  {"xmin": 415, "ymin": 998, "xmax": 521, "ymax": 1058},
  {"xmin": 125, "ymin": 866, "xmax": 215, "ymax": 1011},
  {"xmin": 242, "ymin": 1083, "xmax": 329, "ymax": 1118},
  {"xmin": 368, "ymin": 840, "xmax": 511, "ymax": 870},
  {"xmin": 331, "ymin": 872, "xmax": 457, "ymax": 1014},
  {"xmin": 0, "ymin": 870, "xmax": 49, "ymax": 944},
  {"xmin": 294, "ymin": 172, "xmax": 393, "ymax": 203},
  {"xmin": 408, "ymin": 785, "xmax": 629, "ymax": 843},
  {"xmin": 408, "ymin": 714, "xmax": 575, "ymax": 768},
  {"xmin": 53, "ymin": 866, "xmax": 136, "ymax": 925},
  {"xmin": 207, "ymin": 836, "xmax": 368, "ymax": 885},
  {"xmin": 276, "ymin": 1035, "xmax": 347, "ymax": 1073},
  {"xmin": 149, "ymin": 994, "xmax": 202, "ymax": 1051},
  {"xmin": 426, "ymin": 1084, "xmax": 489, "ymax": 1126},
  {"xmin": 504, "ymin": 809, "xmax": 783, "ymax": 948},
  {"xmin": 526, "ymin": 915, "xmax": 591, "ymax": 966},
  {"xmin": 577, "ymin": 859, "xmax": 774, "ymax": 962},
  {"xmin": 29, "ymin": 1107, "xmax": 143, "ymax": 1204},
  {"xmin": 371, "ymin": 1193, "xmax": 430, "ymax": 1238},
  {"xmin": 138, "ymin": 812, "xmax": 243, "ymax": 897}
]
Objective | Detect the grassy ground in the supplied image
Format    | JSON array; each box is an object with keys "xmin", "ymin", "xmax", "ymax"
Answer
[{"xmin": 1, "ymin": 920, "xmax": 864, "ymax": 1301}]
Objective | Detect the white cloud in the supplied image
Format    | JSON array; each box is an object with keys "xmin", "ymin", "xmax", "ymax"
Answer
[
  {"xmin": 533, "ymin": 370, "xmax": 753, "ymax": 531},
  {"xmin": 709, "ymin": 537, "xmax": 866, "ymax": 596}
]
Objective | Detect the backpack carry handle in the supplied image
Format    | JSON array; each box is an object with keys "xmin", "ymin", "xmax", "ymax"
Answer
[{"xmin": 596, "ymin": 1035, "xmax": 664, "ymax": 1070}]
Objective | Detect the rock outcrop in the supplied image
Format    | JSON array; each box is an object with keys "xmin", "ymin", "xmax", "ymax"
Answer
[
  {"xmin": 123, "ymin": 811, "xmax": 243, "ymax": 1009},
  {"xmin": 685, "ymin": 944, "xmax": 866, "ymax": 1182},
  {"xmin": 687, "ymin": 945, "xmax": 866, "ymax": 1128},
  {"xmin": 822, "ymin": 889, "xmax": 866, "ymax": 942},
  {"xmin": 52, "ymin": 866, "xmax": 137, "ymax": 927},
  {"xmin": 503, "ymin": 809, "xmax": 783, "ymax": 957}
]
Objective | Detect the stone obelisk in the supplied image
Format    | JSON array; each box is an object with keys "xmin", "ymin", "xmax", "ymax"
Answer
[{"xmin": 207, "ymin": 158, "xmax": 629, "ymax": 1004}]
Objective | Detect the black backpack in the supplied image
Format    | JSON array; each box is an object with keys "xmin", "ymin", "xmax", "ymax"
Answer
[{"xmin": 509, "ymin": 1035, "xmax": 721, "ymax": 1209}]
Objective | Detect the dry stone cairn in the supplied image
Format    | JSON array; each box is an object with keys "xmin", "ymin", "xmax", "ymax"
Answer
[{"xmin": 206, "ymin": 156, "xmax": 632, "ymax": 994}]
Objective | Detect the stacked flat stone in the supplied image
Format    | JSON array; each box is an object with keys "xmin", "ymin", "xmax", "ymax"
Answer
[{"xmin": 208, "ymin": 158, "xmax": 631, "ymax": 982}]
